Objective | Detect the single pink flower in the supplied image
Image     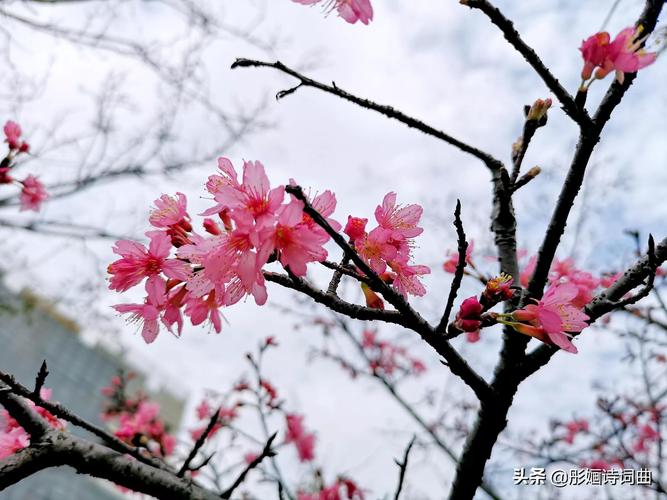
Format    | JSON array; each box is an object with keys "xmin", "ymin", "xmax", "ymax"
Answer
[
  {"xmin": 184, "ymin": 291, "xmax": 223, "ymax": 333},
  {"xmin": 3, "ymin": 121, "xmax": 22, "ymax": 150},
  {"xmin": 608, "ymin": 27, "xmax": 657, "ymax": 83},
  {"xmin": 114, "ymin": 278, "xmax": 168, "ymax": 343},
  {"xmin": 508, "ymin": 283, "xmax": 589, "ymax": 353},
  {"xmin": 292, "ymin": 185, "xmax": 342, "ymax": 236},
  {"xmin": 580, "ymin": 32, "xmax": 613, "ymax": 80},
  {"xmin": 19, "ymin": 175, "xmax": 48, "ymax": 212},
  {"xmin": 108, "ymin": 231, "xmax": 191, "ymax": 292},
  {"xmin": 202, "ymin": 158, "xmax": 284, "ymax": 225},
  {"xmin": 344, "ymin": 216, "xmax": 368, "ymax": 242},
  {"xmin": 292, "ymin": 0, "xmax": 373, "ymax": 25},
  {"xmin": 389, "ymin": 261, "xmax": 430, "ymax": 298},
  {"xmin": 375, "ymin": 192, "xmax": 423, "ymax": 240},
  {"xmin": 355, "ymin": 227, "xmax": 397, "ymax": 274},
  {"xmin": 149, "ymin": 192, "xmax": 190, "ymax": 228}
]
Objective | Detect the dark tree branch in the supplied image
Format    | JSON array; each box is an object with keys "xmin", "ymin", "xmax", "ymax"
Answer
[
  {"xmin": 523, "ymin": 235, "xmax": 667, "ymax": 377},
  {"xmin": 263, "ymin": 271, "xmax": 406, "ymax": 325},
  {"xmin": 320, "ymin": 259, "xmax": 372, "ymax": 288},
  {"xmin": 462, "ymin": 0, "xmax": 591, "ymax": 127},
  {"xmin": 178, "ymin": 406, "xmax": 222, "ymax": 477},
  {"xmin": 436, "ymin": 200, "xmax": 468, "ymax": 333},
  {"xmin": 220, "ymin": 433, "xmax": 277, "ymax": 499},
  {"xmin": 0, "ymin": 370, "xmax": 170, "ymax": 473},
  {"xmin": 231, "ymin": 58, "xmax": 503, "ymax": 170},
  {"xmin": 284, "ymin": 185, "xmax": 493, "ymax": 402},
  {"xmin": 393, "ymin": 435, "xmax": 416, "ymax": 500},
  {"xmin": 0, "ymin": 381, "xmax": 221, "ymax": 499},
  {"xmin": 333, "ymin": 318, "xmax": 503, "ymax": 500},
  {"xmin": 527, "ymin": 0, "xmax": 664, "ymax": 302}
]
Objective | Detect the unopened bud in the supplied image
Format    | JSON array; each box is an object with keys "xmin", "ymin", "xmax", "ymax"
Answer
[
  {"xmin": 361, "ymin": 283, "xmax": 384, "ymax": 310},
  {"xmin": 526, "ymin": 98, "xmax": 552, "ymax": 122}
]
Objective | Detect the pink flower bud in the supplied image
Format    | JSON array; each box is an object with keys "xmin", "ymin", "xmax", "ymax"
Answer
[{"xmin": 344, "ymin": 216, "xmax": 368, "ymax": 242}]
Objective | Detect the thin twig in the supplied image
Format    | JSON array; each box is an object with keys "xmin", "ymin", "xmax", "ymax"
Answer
[
  {"xmin": 393, "ymin": 435, "xmax": 416, "ymax": 500},
  {"xmin": 177, "ymin": 406, "xmax": 222, "ymax": 477},
  {"xmin": 231, "ymin": 58, "xmax": 503, "ymax": 170},
  {"xmin": 220, "ymin": 433, "xmax": 277, "ymax": 499},
  {"xmin": 436, "ymin": 200, "xmax": 468, "ymax": 333},
  {"xmin": 33, "ymin": 361, "xmax": 49, "ymax": 397}
]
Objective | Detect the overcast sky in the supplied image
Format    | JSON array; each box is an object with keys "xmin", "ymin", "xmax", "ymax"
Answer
[{"xmin": 1, "ymin": 0, "xmax": 665, "ymax": 497}]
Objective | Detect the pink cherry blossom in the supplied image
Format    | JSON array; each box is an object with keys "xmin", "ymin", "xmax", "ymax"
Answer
[
  {"xmin": 580, "ymin": 32, "xmax": 613, "ymax": 80},
  {"xmin": 19, "ymin": 175, "xmax": 48, "ymax": 212},
  {"xmin": 114, "ymin": 278, "xmax": 168, "ymax": 343},
  {"xmin": 580, "ymin": 27, "xmax": 657, "ymax": 84},
  {"xmin": 607, "ymin": 27, "xmax": 657, "ymax": 83},
  {"xmin": 108, "ymin": 231, "xmax": 191, "ymax": 292},
  {"xmin": 375, "ymin": 192, "xmax": 423, "ymax": 240},
  {"xmin": 184, "ymin": 291, "xmax": 223, "ymax": 333},
  {"xmin": 149, "ymin": 192, "xmax": 189, "ymax": 228},
  {"xmin": 563, "ymin": 419, "xmax": 589, "ymax": 444},
  {"xmin": 265, "ymin": 199, "xmax": 329, "ymax": 276},
  {"xmin": 0, "ymin": 427, "xmax": 29, "ymax": 459},
  {"xmin": 344, "ymin": 216, "xmax": 368, "ymax": 242},
  {"xmin": 3, "ymin": 120, "xmax": 22, "ymax": 150},
  {"xmin": 202, "ymin": 158, "xmax": 284, "ymax": 225},
  {"xmin": 508, "ymin": 283, "xmax": 590, "ymax": 354},
  {"xmin": 114, "ymin": 401, "xmax": 175, "ymax": 457},
  {"xmin": 285, "ymin": 413, "xmax": 316, "ymax": 462},
  {"xmin": 292, "ymin": 0, "xmax": 373, "ymax": 25},
  {"xmin": 550, "ymin": 258, "xmax": 599, "ymax": 308},
  {"xmin": 355, "ymin": 227, "xmax": 397, "ymax": 275},
  {"xmin": 297, "ymin": 187, "xmax": 342, "ymax": 237},
  {"xmin": 1, "ymin": 388, "xmax": 65, "ymax": 459},
  {"xmin": 389, "ymin": 261, "xmax": 430, "ymax": 298}
]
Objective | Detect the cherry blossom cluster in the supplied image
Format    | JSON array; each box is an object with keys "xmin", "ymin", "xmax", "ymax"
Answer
[
  {"xmin": 291, "ymin": 0, "xmax": 373, "ymax": 25},
  {"xmin": 359, "ymin": 329, "xmax": 427, "ymax": 377},
  {"xmin": 0, "ymin": 389, "xmax": 65, "ymax": 459},
  {"xmin": 445, "ymin": 246, "xmax": 605, "ymax": 352},
  {"xmin": 100, "ymin": 372, "xmax": 176, "ymax": 457},
  {"xmin": 109, "ymin": 157, "xmax": 430, "ymax": 343},
  {"xmin": 580, "ymin": 26, "xmax": 657, "ymax": 87},
  {"xmin": 345, "ymin": 192, "xmax": 431, "ymax": 301},
  {"xmin": 1, "ymin": 120, "xmax": 48, "ymax": 212},
  {"xmin": 109, "ymin": 158, "xmax": 340, "ymax": 342}
]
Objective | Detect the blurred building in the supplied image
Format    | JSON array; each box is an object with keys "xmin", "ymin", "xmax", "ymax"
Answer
[{"xmin": 0, "ymin": 281, "xmax": 184, "ymax": 500}]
